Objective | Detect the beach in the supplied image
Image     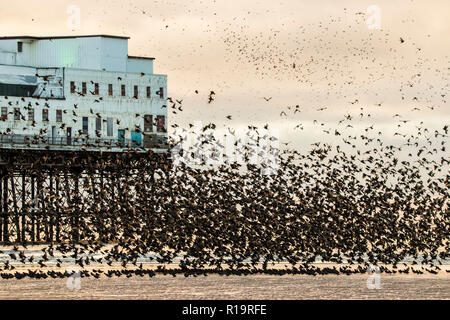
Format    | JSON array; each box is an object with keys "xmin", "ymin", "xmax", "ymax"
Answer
[
  {"xmin": 0, "ymin": 273, "xmax": 448, "ymax": 300},
  {"xmin": 1, "ymin": 245, "xmax": 448, "ymax": 299}
]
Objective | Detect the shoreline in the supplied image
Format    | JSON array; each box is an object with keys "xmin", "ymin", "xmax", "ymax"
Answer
[{"xmin": 0, "ymin": 274, "xmax": 448, "ymax": 300}]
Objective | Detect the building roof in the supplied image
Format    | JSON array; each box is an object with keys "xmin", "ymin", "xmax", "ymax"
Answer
[
  {"xmin": 0, "ymin": 35, "xmax": 130, "ymax": 41},
  {"xmin": 128, "ymin": 55, "xmax": 155, "ymax": 60}
]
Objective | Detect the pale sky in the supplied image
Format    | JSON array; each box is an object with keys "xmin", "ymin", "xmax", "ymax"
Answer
[{"xmin": 0, "ymin": 0, "xmax": 449, "ymax": 151}]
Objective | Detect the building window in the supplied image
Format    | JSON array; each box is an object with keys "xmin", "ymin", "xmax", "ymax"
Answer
[
  {"xmin": 159, "ymin": 87, "xmax": 164, "ymax": 99},
  {"xmin": 156, "ymin": 115, "xmax": 166, "ymax": 133},
  {"xmin": 17, "ymin": 42, "xmax": 23, "ymax": 53},
  {"xmin": 121, "ymin": 84, "xmax": 126, "ymax": 97},
  {"xmin": 96, "ymin": 117, "xmax": 102, "ymax": 132},
  {"xmin": 28, "ymin": 108, "xmax": 34, "ymax": 121},
  {"xmin": 108, "ymin": 84, "xmax": 113, "ymax": 96},
  {"xmin": 1, "ymin": 107, "xmax": 7, "ymax": 120},
  {"xmin": 42, "ymin": 109, "xmax": 49, "ymax": 121},
  {"xmin": 107, "ymin": 118, "xmax": 113, "ymax": 136},
  {"xmin": 144, "ymin": 115, "xmax": 153, "ymax": 132},
  {"xmin": 14, "ymin": 108, "xmax": 20, "ymax": 120},
  {"xmin": 82, "ymin": 82, "xmax": 87, "ymax": 95},
  {"xmin": 56, "ymin": 109, "xmax": 62, "ymax": 122},
  {"xmin": 82, "ymin": 117, "xmax": 89, "ymax": 134},
  {"xmin": 146, "ymin": 86, "xmax": 151, "ymax": 98},
  {"xmin": 70, "ymin": 81, "xmax": 75, "ymax": 94},
  {"xmin": 134, "ymin": 85, "xmax": 138, "ymax": 98},
  {"xmin": 94, "ymin": 83, "xmax": 99, "ymax": 95}
]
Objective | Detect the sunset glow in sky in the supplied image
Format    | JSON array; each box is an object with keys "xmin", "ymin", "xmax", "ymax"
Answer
[{"xmin": 1, "ymin": 0, "xmax": 449, "ymax": 150}]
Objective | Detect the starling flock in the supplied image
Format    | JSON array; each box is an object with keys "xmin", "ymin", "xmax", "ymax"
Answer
[
  {"xmin": 0, "ymin": 107, "xmax": 448, "ymax": 279},
  {"xmin": 0, "ymin": 6, "xmax": 449, "ymax": 280}
]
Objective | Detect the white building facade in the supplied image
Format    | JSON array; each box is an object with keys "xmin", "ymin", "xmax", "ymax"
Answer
[{"xmin": 0, "ymin": 35, "xmax": 168, "ymax": 152}]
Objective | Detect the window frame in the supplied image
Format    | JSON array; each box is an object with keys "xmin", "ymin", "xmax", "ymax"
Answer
[
  {"xmin": 96, "ymin": 117, "xmax": 102, "ymax": 132},
  {"xmin": 28, "ymin": 108, "xmax": 34, "ymax": 121},
  {"xmin": 42, "ymin": 109, "xmax": 49, "ymax": 122},
  {"xmin": 1, "ymin": 107, "xmax": 7, "ymax": 120},
  {"xmin": 156, "ymin": 115, "xmax": 166, "ymax": 133},
  {"xmin": 56, "ymin": 109, "xmax": 63, "ymax": 122},
  {"xmin": 14, "ymin": 108, "xmax": 20, "ymax": 121},
  {"xmin": 107, "ymin": 118, "xmax": 113, "ymax": 136},
  {"xmin": 144, "ymin": 114, "xmax": 153, "ymax": 132},
  {"xmin": 82, "ymin": 117, "xmax": 89, "ymax": 134}
]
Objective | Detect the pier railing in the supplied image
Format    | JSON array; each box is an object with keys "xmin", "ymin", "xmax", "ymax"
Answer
[{"xmin": 0, "ymin": 134, "xmax": 168, "ymax": 150}]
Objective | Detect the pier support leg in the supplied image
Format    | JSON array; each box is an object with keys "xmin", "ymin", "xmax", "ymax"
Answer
[
  {"xmin": 3, "ymin": 176, "xmax": 9, "ymax": 243},
  {"xmin": 49, "ymin": 171, "xmax": 54, "ymax": 243},
  {"xmin": 31, "ymin": 175, "xmax": 35, "ymax": 243},
  {"xmin": 0, "ymin": 175, "xmax": 2, "ymax": 243},
  {"xmin": 36, "ymin": 176, "xmax": 41, "ymax": 243},
  {"xmin": 21, "ymin": 173, "xmax": 26, "ymax": 244},
  {"xmin": 74, "ymin": 176, "xmax": 80, "ymax": 243},
  {"xmin": 11, "ymin": 176, "xmax": 21, "ymax": 243},
  {"xmin": 55, "ymin": 176, "xmax": 60, "ymax": 242}
]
